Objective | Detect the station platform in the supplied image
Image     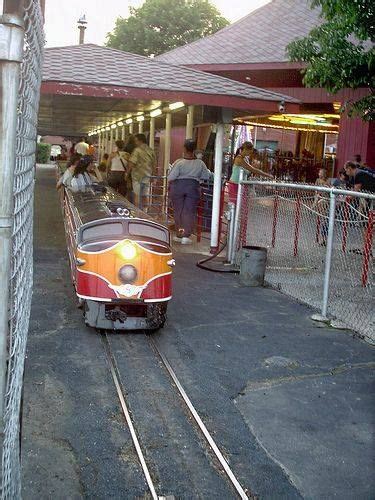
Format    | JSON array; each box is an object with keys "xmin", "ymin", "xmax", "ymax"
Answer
[{"xmin": 22, "ymin": 166, "xmax": 374, "ymax": 499}]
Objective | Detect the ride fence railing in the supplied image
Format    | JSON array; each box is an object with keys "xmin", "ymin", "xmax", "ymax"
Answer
[
  {"xmin": 232, "ymin": 176, "xmax": 374, "ymax": 343},
  {"xmin": 143, "ymin": 176, "xmax": 228, "ymax": 246},
  {"xmin": 0, "ymin": 1, "xmax": 44, "ymax": 498}
]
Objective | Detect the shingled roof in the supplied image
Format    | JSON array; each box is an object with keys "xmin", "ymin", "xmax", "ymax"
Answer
[
  {"xmin": 42, "ymin": 44, "xmax": 298, "ymax": 106},
  {"xmin": 156, "ymin": 0, "xmax": 321, "ymax": 66}
]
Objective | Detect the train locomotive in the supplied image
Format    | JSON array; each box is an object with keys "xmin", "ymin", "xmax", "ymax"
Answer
[{"xmin": 63, "ymin": 185, "xmax": 173, "ymax": 330}]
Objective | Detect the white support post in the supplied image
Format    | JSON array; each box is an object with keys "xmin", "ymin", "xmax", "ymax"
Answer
[
  {"xmin": 210, "ymin": 123, "xmax": 225, "ymax": 250},
  {"xmin": 109, "ymin": 131, "xmax": 113, "ymax": 154},
  {"xmin": 186, "ymin": 105, "xmax": 194, "ymax": 139},
  {"xmin": 129, "ymin": 122, "xmax": 134, "ymax": 134},
  {"xmin": 149, "ymin": 117, "xmax": 155, "ymax": 149},
  {"xmin": 138, "ymin": 121, "xmax": 144, "ymax": 133},
  {"xmin": 98, "ymin": 132, "xmax": 102, "ymax": 162},
  {"xmin": 164, "ymin": 112, "xmax": 172, "ymax": 177},
  {"xmin": 253, "ymin": 125, "xmax": 258, "ymax": 148},
  {"xmin": 115, "ymin": 126, "xmax": 119, "ymax": 141},
  {"xmin": 121, "ymin": 125, "xmax": 125, "ymax": 141},
  {"xmin": 0, "ymin": 13, "xmax": 24, "ymax": 425}
]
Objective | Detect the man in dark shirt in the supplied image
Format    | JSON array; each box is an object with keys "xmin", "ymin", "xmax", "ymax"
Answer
[{"xmin": 344, "ymin": 161, "xmax": 375, "ymax": 193}]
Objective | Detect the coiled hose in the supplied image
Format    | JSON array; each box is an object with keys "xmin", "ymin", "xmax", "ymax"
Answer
[{"xmin": 196, "ymin": 239, "xmax": 239, "ymax": 273}]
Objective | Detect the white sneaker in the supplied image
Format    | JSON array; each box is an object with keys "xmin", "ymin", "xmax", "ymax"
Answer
[{"xmin": 181, "ymin": 237, "xmax": 193, "ymax": 245}]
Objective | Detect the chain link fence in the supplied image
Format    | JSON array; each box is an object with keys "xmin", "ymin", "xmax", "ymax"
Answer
[
  {"xmin": 233, "ymin": 178, "xmax": 374, "ymax": 344},
  {"xmin": 1, "ymin": 1, "xmax": 44, "ymax": 497}
]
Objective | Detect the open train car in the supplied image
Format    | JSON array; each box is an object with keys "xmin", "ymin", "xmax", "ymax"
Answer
[{"xmin": 63, "ymin": 185, "xmax": 173, "ymax": 330}]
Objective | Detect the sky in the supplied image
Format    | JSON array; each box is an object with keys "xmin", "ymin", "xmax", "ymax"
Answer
[{"xmin": 44, "ymin": 0, "xmax": 271, "ymax": 47}]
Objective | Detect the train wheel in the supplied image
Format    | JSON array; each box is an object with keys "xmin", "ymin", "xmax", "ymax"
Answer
[{"xmin": 146, "ymin": 303, "xmax": 167, "ymax": 331}]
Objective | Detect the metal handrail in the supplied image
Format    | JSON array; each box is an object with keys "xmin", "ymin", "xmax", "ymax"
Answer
[{"xmin": 241, "ymin": 179, "xmax": 375, "ymax": 200}]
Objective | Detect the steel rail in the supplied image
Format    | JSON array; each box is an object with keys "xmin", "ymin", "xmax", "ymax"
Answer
[
  {"xmin": 149, "ymin": 336, "xmax": 249, "ymax": 500},
  {"xmin": 101, "ymin": 334, "xmax": 159, "ymax": 500}
]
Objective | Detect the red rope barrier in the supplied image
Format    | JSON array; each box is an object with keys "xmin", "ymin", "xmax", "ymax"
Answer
[{"xmin": 361, "ymin": 210, "xmax": 374, "ymax": 287}]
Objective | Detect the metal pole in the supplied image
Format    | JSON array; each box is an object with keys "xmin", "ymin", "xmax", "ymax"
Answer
[
  {"xmin": 164, "ymin": 112, "xmax": 172, "ymax": 176},
  {"xmin": 115, "ymin": 126, "xmax": 119, "ymax": 141},
  {"xmin": 253, "ymin": 125, "xmax": 258, "ymax": 148},
  {"xmin": 186, "ymin": 105, "xmax": 194, "ymax": 139},
  {"xmin": 109, "ymin": 130, "xmax": 113, "ymax": 154},
  {"xmin": 321, "ymin": 191, "xmax": 336, "ymax": 318},
  {"xmin": 149, "ymin": 117, "xmax": 155, "ymax": 149},
  {"xmin": 138, "ymin": 121, "xmax": 144, "ymax": 133},
  {"xmin": 129, "ymin": 122, "xmax": 134, "ymax": 135},
  {"xmin": 121, "ymin": 124, "xmax": 125, "ymax": 141},
  {"xmin": 226, "ymin": 202, "xmax": 236, "ymax": 262},
  {"xmin": 231, "ymin": 168, "xmax": 245, "ymax": 264},
  {"xmin": 0, "ymin": 12, "xmax": 24, "ymax": 427},
  {"xmin": 210, "ymin": 123, "xmax": 224, "ymax": 250},
  {"xmin": 98, "ymin": 132, "xmax": 102, "ymax": 162}
]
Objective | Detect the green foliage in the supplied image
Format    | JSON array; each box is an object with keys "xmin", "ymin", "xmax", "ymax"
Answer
[
  {"xmin": 287, "ymin": 0, "xmax": 374, "ymax": 120},
  {"xmin": 36, "ymin": 142, "xmax": 51, "ymax": 164},
  {"xmin": 106, "ymin": 0, "xmax": 228, "ymax": 57}
]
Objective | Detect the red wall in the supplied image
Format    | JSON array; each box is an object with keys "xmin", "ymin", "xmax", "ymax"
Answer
[
  {"xmin": 336, "ymin": 115, "xmax": 375, "ymax": 170},
  {"xmin": 156, "ymin": 126, "xmax": 186, "ymax": 173}
]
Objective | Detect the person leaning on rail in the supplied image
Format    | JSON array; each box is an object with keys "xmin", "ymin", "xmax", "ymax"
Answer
[{"xmin": 227, "ymin": 141, "xmax": 273, "ymax": 204}]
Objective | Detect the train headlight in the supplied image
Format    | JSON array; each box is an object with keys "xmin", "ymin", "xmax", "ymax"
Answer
[
  {"xmin": 118, "ymin": 264, "xmax": 138, "ymax": 284},
  {"xmin": 119, "ymin": 241, "xmax": 137, "ymax": 260}
]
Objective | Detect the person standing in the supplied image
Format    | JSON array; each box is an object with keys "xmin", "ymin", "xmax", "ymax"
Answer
[
  {"xmin": 344, "ymin": 161, "xmax": 375, "ymax": 193},
  {"xmin": 107, "ymin": 140, "xmax": 128, "ymax": 195},
  {"xmin": 127, "ymin": 134, "xmax": 156, "ymax": 208},
  {"xmin": 74, "ymin": 137, "xmax": 89, "ymax": 156},
  {"xmin": 168, "ymin": 140, "xmax": 212, "ymax": 245},
  {"xmin": 227, "ymin": 142, "xmax": 273, "ymax": 203}
]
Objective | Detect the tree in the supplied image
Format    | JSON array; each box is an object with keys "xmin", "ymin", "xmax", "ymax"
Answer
[
  {"xmin": 106, "ymin": 0, "xmax": 229, "ymax": 57},
  {"xmin": 287, "ymin": 0, "xmax": 374, "ymax": 120}
]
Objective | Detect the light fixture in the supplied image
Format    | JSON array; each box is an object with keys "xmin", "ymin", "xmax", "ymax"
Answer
[
  {"xmin": 136, "ymin": 115, "xmax": 145, "ymax": 122},
  {"xmin": 125, "ymin": 118, "xmax": 133, "ymax": 125},
  {"xmin": 118, "ymin": 121, "xmax": 124, "ymax": 127},
  {"xmin": 333, "ymin": 102, "xmax": 341, "ymax": 112},
  {"xmin": 111, "ymin": 124, "xmax": 116, "ymax": 129},
  {"xmin": 118, "ymin": 241, "xmax": 137, "ymax": 260},
  {"xmin": 169, "ymin": 101, "xmax": 185, "ymax": 110},
  {"xmin": 105, "ymin": 126, "xmax": 110, "ymax": 131},
  {"xmin": 150, "ymin": 108, "xmax": 162, "ymax": 117}
]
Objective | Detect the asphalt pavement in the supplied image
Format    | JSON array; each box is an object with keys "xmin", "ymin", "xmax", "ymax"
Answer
[{"xmin": 22, "ymin": 166, "xmax": 374, "ymax": 499}]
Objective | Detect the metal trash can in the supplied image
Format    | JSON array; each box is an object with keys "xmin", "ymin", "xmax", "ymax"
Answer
[{"xmin": 239, "ymin": 246, "xmax": 267, "ymax": 286}]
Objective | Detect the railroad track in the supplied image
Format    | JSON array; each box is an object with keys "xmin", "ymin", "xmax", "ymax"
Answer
[{"xmin": 100, "ymin": 332, "xmax": 249, "ymax": 500}]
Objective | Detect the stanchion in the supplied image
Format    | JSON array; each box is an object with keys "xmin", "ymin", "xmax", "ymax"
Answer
[
  {"xmin": 240, "ymin": 186, "xmax": 249, "ymax": 246},
  {"xmin": 342, "ymin": 197, "xmax": 349, "ymax": 252},
  {"xmin": 293, "ymin": 194, "xmax": 301, "ymax": 256},
  {"xmin": 271, "ymin": 194, "xmax": 279, "ymax": 248},
  {"xmin": 196, "ymin": 195, "xmax": 203, "ymax": 243},
  {"xmin": 316, "ymin": 216, "xmax": 321, "ymax": 243},
  {"xmin": 361, "ymin": 210, "xmax": 374, "ymax": 287}
]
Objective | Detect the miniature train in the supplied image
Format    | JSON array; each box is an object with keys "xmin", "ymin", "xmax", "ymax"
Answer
[{"xmin": 62, "ymin": 185, "xmax": 173, "ymax": 330}]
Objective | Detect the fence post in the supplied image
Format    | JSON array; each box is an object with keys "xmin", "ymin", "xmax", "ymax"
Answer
[
  {"xmin": 321, "ymin": 190, "xmax": 336, "ymax": 319},
  {"xmin": 361, "ymin": 210, "xmax": 374, "ymax": 287},
  {"xmin": 315, "ymin": 215, "xmax": 321, "ymax": 243},
  {"xmin": 0, "ymin": 12, "xmax": 24, "ymax": 435},
  {"xmin": 196, "ymin": 194, "xmax": 203, "ymax": 243},
  {"xmin": 271, "ymin": 193, "xmax": 279, "ymax": 248},
  {"xmin": 341, "ymin": 197, "xmax": 349, "ymax": 252},
  {"xmin": 293, "ymin": 194, "xmax": 302, "ymax": 256},
  {"xmin": 231, "ymin": 168, "xmax": 245, "ymax": 264}
]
